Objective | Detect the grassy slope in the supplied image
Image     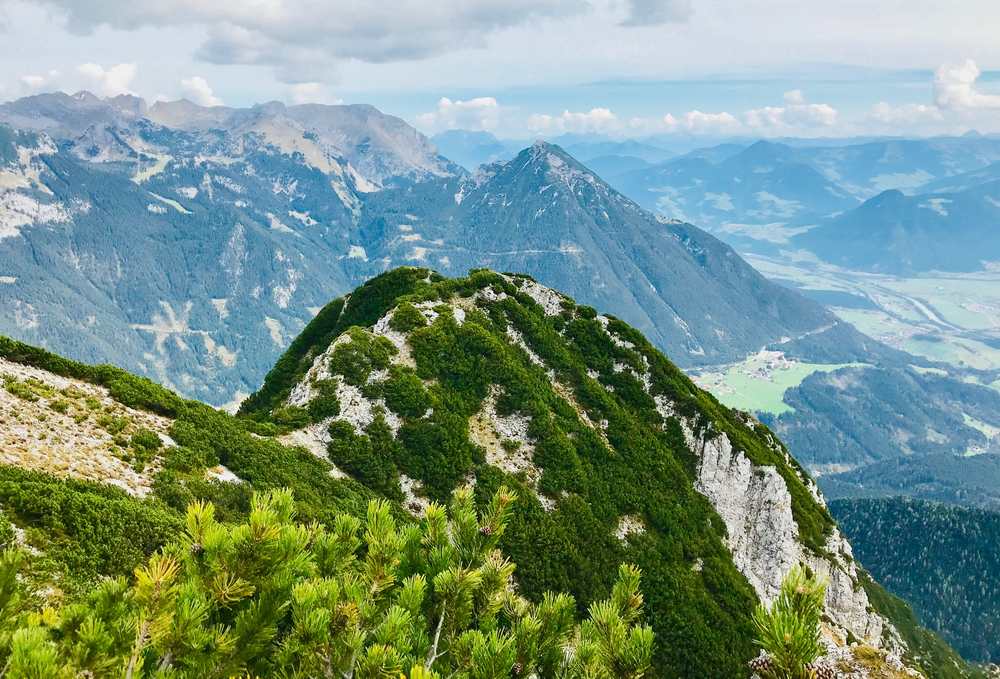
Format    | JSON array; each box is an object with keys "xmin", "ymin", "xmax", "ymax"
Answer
[{"xmin": 0, "ymin": 334, "xmax": 376, "ymax": 595}]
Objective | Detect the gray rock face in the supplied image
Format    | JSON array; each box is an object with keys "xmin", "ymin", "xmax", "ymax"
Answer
[{"xmin": 679, "ymin": 413, "xmax": 891, "ymax": 646}]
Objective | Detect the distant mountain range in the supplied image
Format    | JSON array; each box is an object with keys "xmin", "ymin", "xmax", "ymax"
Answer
[
  {"xmin": 0, "ymin": 91, "xmax": 826, "ymax": 405},
  {"xmin": 794, "ymin": 180, "xmax": 1000, "ymax": 273},
  {"xmin": 430, "ymin": 129, "xmax": 674, "ymax": 171},
  {"xmin": 362, "ymin": 142, "xmax": 831, "ymax": 365},
  {"xmin": 593, "ymin": 135, "xmax": 1000, "ymax": 274}
]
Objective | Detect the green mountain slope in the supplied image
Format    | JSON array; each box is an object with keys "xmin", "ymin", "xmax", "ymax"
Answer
[
  {"xmin": 240, "ymin": 266, "xmax": 970, "ymax": 677},
  {"xmin": 0, "ymin": 268, "xmax": 974, "ymax": 677}
]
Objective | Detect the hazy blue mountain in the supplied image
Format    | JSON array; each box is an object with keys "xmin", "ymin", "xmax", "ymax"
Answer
[
  {"xmin": 797, "ymin": 137, "xmax": 1000, "ymax": 197},
  {"xmin": 580, "ymin": 154, "xmax": 651, "ymax": 177},
  {"xmin": 430, "ymin": 129, "xmax": 519, "ymax": 170},
  {"xmin": 610, "ymin": 140, "xmax": 859, "ymax": 233},
  {"xmin": 555, "ymin": 135, "xmax": 674, "ymax": 163},
  {"xmin": 919, "ymin": 159, "xmax": 1000, "ymax": 193},
  {"xmin": 796, "ymin": 181, "xmax": 1000, "ymax": 273},
  {"xmin": 821, "ymin": 453, "xmax": 1000, "ymax": 510},
  {"xmin": 606, "ymin": 136, "xmax": 1000, "ymax": 255}
]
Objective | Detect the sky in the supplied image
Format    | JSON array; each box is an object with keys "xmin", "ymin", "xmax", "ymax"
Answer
[{"xmin": 2, "ymin": 0, "xmax": 1000, "ymax": 139}]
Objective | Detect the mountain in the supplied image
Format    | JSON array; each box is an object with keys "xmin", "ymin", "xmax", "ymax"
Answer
[
  {"xmin": 0, "ymin": 91, "xmax": 457, "ymax": 188},
  {"xmin": 795, "ymin": 181, "xmax": 1000, "ymax": 273},
  {"xmin": 606, "ymin": 137, "xmax": 1000, "ymax": 255},
  {"xmin": 0, "ymin": 120, "xmax": 375, "ymax": 405},
  {"xmin": 831, "ymin": 497, "xmax": 1000, "ymax": 663},
  {"xmin": 4, "ymin": 91, "xmax": 1000, "ymax": 551},
  {"xmin": 609, "ymin": 140, "xmax": 860, "ymax": 238},
  {"xmin": 555, "ymin": 136, "xmax": 674, "ymax": 164},
  {"xmin": 920, "ymin": 160, "xmax": 1000, "ymax": 194},
  {"xmin": 430, "ymin": 129, "xmax": 519, "ymax": 170},
  {"xmin": 0, "ymin": 270, "xmax": 969, "ymax": 676},
  {"xmin": 359, "ymin": 141, "xmax": 833, "ymax": 367},
  {"xmin": 580, "ymin": 154, "xmax": 652, "ymax": 178},
  {"xmin": 232, "ymin": 267, "xmax": 968, "ymax": 677},
  {"xmin": 796, "ymin": 137, "xmax": 1000, "ymax": 198},
  {"xmin": 760, "ymin": 355, "xmax": 1000, "ymax": 470},
  {"xmin": 0, "ymin": 97, "xmax": 837, "ymax": 407}
]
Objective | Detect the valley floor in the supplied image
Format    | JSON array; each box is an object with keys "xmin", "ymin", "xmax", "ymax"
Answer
[{"xmin": 745, "ymin": 254, "xmax": 1000, "ymax": 379}]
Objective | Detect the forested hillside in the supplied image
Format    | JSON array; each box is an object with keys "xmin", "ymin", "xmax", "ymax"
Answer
[{"xmin": 831, "ymin": 497, "xmax": 1000, "ymax": 663}]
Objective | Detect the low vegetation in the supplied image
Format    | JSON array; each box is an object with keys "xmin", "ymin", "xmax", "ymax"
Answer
[{"xmin": 0, "ymin": 487, "xmax": 654, "ymax": 678}]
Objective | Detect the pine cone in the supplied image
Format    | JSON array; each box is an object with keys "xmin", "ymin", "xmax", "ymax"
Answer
[
  {"xmin": 511, "ymin": 661, "xmax": 523, "ymax": 676},
  {"xmin": 480, "ymin": 524, "xmax": 494, "ymax": 536},
  {"xmin": 806, "ymin": 663, "xmax": 836, "ymax": 679},
  {"xmin": 190, "ymin": 541, "xmax": 204, "ymax": 556},
  {"xmin": 747, "ymin": 654, "xmax": 773, "ymax": 671}
]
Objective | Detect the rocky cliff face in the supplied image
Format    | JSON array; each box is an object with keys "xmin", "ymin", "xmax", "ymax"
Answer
[{"xmin": 680, "ymin": 418, "xmax": 890, "ymax": 645}]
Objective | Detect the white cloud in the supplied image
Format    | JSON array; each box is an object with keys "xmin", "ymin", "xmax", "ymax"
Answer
[
  {"xmin": 743, "ymin": 90, "xmax": 838, "ymax": 130},
  {"xmin": 665, "ymin": 110, "xmax": 741, "ymax": 134},
  {"xmin": 417, "ymin": 96, "xmax": 502, "ymax": 132},
  {"xmin": 527, "ymin": 107, "xmax": 619, "ymax": 134},
  {"xmin": 288, "ymin": 82, "xmax": 341, "ymax": 105},
  {"xmin": 76, "ymin": 62, "xmax": 136, "ymax": 96},
  {"xmin": 620, "ymin": 0, "xmax": 693, "ymax": 26},
  {"xmin": 934, "ymin": 59, "xmax": 1000, "ymax": 110},
  {"xmin": 31, "ymin": 0, "xmax": 586, "ymax": 83},
  {"xmin": 180, "ymin": 76, "xmax": 223, "ymax": 107},
  {"xmin": 869, "ymin": 101, "xmax": 944, "ymax": 125},
  {"xmin": 18, "ymin": 70, "xmax": 60, "ymax": 92}
]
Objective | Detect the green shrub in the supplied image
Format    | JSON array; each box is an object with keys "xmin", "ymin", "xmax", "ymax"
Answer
[
  {"xmin": 750, "ymin": 565, "xmax": 825, "ymax": 678},
  {"xmin": 326, "ymin": 418, "xmax": 402, "ymax": 500},
  {"xmin": 389, "ymin": 300, "xmax": 427, "ymax": 332},
  {"xmin": 0, "ymin": 509, "xmax": 14, "ymax": 549},
  {"xmin": 0, "ymin": 487, "xmax": 654, "ymax": 678},
  {"xmin": 270, "ymin": 405, "xmax": 310, "ymax": 428},
  {"xmin": 0, "ymin": 465, "xmax": 182, "ymax": 586},
  {"xmin": 328, "ymin": 327, "xmax": 397, "ymax": 386},
  {"xmin": 306, "ymin": 378, "xmax": 340, "ymax": 421},
  {"xmin": 3, "ymin": 376, "xmax": 38, "ymax": 402},
  {"xmin": 380, "ymin": 366, "xmax": 430, "ymax": 419},
  {"xmin": 129, "ymin": 427, "xmax": 162, "ymax": 453},
  {"xmin": 96, "ymin": 414, "xmax": 128, "ymax": 435}
]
